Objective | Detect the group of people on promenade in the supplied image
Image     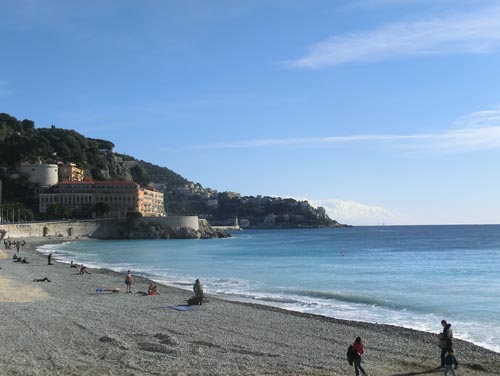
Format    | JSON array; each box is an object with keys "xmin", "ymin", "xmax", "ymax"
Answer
[{"xmin": 348, "ymin": 319, "xmax": 459, "ymax": 376}]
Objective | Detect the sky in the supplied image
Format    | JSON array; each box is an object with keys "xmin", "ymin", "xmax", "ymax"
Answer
[{"xmin": 1, "ymin": 0, "xmax": 500, "ymax": 225}]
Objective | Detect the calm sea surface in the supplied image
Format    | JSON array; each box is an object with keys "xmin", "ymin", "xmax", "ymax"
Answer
[{"xmin": 38, "ymin": 225, "xmax": 500, "ymax": 352}]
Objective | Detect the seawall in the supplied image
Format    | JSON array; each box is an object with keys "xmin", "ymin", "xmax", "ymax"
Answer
[{"xmin": 0, "ymin": 216, "xmax": 200, "ymax": 239}]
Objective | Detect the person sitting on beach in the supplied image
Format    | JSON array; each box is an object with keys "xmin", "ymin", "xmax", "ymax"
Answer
[
  {"xmin": 33, "ymin": 277, "xmax": 51, "ymax": 282},
  {"xmin": 79, "ymin": 265, "xmax": 91, "ymax": 274},
  {"xmin": 147, "ymin": 283, "xmax": 159, "ymax": 296},
  {"xmin": 70, "ymin": 261, "xmax": 78, "ymax": 268},
  {"xmin": 125, "ymin": 270, "xmax": 133, "ymax": 293},
  {"xmin": 190, "ymin": 279, "xmax": 204, "ymax": 305},
  {"xmin": 352, "ymin": 337, "xmax": 367, "ymax": 376}
]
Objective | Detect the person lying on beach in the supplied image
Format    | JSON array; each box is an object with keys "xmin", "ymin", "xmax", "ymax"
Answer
[
  {"xmin": 33, "ymin": 277, "xmax": 51, "ymax": 282},
  {"xmin": 96, "ymin": 288, "xmax": 121, "ymax": 293},
  {"xmin": 21, "ymin": 257, "xmax": 29, "ymax": 264},
  {"xmin": 79, "ymin": 265, "xmax": 91, "ymax": 274}
]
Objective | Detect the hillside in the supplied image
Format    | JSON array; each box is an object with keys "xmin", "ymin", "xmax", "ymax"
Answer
[{"xmin": 0, "ymin": 113, "xmax": 346, "ymax": 227}]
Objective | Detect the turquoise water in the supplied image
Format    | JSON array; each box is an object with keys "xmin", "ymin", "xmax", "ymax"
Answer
[{"xmin": 38, "ymin": 225, "xmax": 500, "ymax": 352}]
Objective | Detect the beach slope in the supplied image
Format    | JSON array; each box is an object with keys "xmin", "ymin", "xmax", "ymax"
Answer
[{"xmin": 0, "ymin": 240, "xmax": 498, "ymax": 375}]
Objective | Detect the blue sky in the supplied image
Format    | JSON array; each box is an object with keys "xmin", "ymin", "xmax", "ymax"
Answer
[{"xmin": 2, "ymin": 0, "xmax": 500, "ymax": 225}]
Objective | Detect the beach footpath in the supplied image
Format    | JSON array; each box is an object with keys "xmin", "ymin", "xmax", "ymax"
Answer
[{"xmin": 0, "ymin": 239, "xmax": 499, "ymax": 375}]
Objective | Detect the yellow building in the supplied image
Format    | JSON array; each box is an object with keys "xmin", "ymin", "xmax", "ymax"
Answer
[
  {"xmin": 58, "ymin": 163, "xmax": 85, "ymax": 182},
  {"xmin": 39, "ymin": 180, "xmax": 166, "ymax": 217},
  {"xmin": 138, "ymin": 187, "xmax": 166, "ymax": 217}
]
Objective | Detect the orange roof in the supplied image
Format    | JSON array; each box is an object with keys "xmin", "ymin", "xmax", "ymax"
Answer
[
  {"xmin": 58, "ymin": 180, "xmax": 138, "ymax": 186},
  {"xmin": 58, "ymin": 180, "xmax": 95, "ymax": 185},
  {"xmin": 95, "ymin": 181, "xmax": 138, "ymax": 186}
]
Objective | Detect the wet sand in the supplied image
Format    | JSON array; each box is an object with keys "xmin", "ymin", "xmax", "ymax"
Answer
[{"xmin": 0, "ymin": 238, "xmax": 499, "ymax": 375}]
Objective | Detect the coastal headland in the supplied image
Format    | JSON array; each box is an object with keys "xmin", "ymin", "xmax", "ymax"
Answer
[{"xmin": 0, "ymin": 237, "xmax": 499, "ymax": 375}]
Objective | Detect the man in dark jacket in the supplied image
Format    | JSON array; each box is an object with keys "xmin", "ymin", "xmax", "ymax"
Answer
[{"xmin": 436, "ymin": 320, "xmax": 453, "ymax": 367}]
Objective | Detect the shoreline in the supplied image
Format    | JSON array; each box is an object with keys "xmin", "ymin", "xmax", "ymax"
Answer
[{"xmin": 1, "ymin": 237, "xmax": 499, "ymax": 375}]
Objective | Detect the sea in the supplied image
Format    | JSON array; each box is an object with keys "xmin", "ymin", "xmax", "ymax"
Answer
[{"xmin": 37, "ymin": 225, "xmax": 500, "ymax": 352}]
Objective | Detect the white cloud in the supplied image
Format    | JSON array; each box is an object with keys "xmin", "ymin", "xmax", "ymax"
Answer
[
  {"xmin": 190, "ymin": 107, "xmax": 500, "ymax": 154},
  {"xmin": 289, "ymin": 5, "xmax": 500, "ymax": 68},
  {"xmin": 273, "ymin": 195, "xmax": 410, "ymax": 225},
  {"xmin": 308, "ymin": 198, "xmax": 412, "ymax": 226}
]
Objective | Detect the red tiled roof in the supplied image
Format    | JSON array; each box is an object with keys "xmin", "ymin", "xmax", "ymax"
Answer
[
  {"xmin": 95, "ymin": 181, "xmax": 138, "ymax": 186},
  {"xmin": 57, "ymin": 180, "xmax": 138, "ymax": 186},
  {"xmin": 58, "ymin": 180, "xmax": 95, "ymax": 185}
]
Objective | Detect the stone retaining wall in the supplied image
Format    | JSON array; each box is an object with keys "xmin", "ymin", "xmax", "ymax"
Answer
[
  {"xmin": 0, "ymin": 216, "xmax": 200, "ymax": 239},
  {"xmin": 0, "ymin": 220, "xmax": 102, "ymax": 239}
]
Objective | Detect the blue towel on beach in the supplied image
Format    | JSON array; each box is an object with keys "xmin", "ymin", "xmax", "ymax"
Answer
[{"xmin": 167, "ymin": 305, "xmax": 193, "ymax": 311}]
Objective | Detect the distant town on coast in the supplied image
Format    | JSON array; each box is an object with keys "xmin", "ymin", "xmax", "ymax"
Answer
[{"xmin": 0, "ymin": 113, "xmax": 347, "ymax": 239}]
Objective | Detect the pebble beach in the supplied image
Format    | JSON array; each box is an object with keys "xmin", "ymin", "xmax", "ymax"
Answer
[{"xmin": 1, "ymin": 238, "xmax": 499, "ymax": 376}]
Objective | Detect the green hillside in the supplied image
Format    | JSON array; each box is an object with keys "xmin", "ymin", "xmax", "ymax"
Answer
[{"xmin": 0, "ymin": 113, "xmax": 344, "ymax": 227}]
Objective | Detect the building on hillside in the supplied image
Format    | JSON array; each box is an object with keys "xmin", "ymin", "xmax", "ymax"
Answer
[
  {"xmin": 222, "ymin": 191, "xmax": 241, "ymax": 199},
  {"xmin": 239, "ymin": 218, "xmax": 250, "ymax": 228},
  {"xmin": 138, "ymin": 187, "xmax": 166, "ymax": 216},
  {"xmin": 206, "ymin": 199, "xmax": 218, "ymax": 207},
  {"xmin": 18, "ymin": 163, "xmax": 59, "ymax": 187},
  {"xmin": 39, "ymin": 180, "xmax": 166, "ymax": 217},
  {"xmin": 58, "ymin": 163, "xmax": 85, "ymax": 182},
  {"xmin": 264, "ymin": 213, "xmax": 277, "ymax": 225}
]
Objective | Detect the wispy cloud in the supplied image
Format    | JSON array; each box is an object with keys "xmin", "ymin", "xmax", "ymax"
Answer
[
  {"xmin": 188, "ymin": 107, "xmax": 500, "ymax": 154},
  {"xmin": 289, "ymin": 5, "xmax": 500, "ymax": 68}
]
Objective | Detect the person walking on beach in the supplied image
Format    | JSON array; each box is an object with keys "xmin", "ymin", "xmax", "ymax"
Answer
[
  {"xmin": 435, "ymin": 320, "xmax": 454, "ymax": 367},
  {"xmin": 352, "ymin": 337, "xmax": 367, "ymax": 376},
  {"xmin": 125, "ymin": 270, "xmax": 133, "ymax": 293},
  {"xmin": 48, "ymin": 253, "xmax": 53, "ymax": 265},
  {"xmin": 443, "ymin": 350, "xmax": 459, "ymax": 376}
]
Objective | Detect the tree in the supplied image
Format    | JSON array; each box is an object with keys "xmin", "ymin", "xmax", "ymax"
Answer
[
  {"xmin": 45, "ymin": 203, "xmax": 71, "ymax": 220},
  {"xmin": 93, "ymin": 202, "xmax": 110, "ymax": 217},
  {"xmin": 130, "ymin": 164, "xmax": 150, "ymax": 186},
  {"xmin": 0, "ymin": 203, "xmax": 34, "ymax": 222}
]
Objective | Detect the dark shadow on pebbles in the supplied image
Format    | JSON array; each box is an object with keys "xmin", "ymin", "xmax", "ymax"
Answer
[
  {"xmin": 138, "ymin": 342, "xmax": 176, "ymax": 355},
  {"xmin": 98, "ymin": 335, "xmax": 129, "ymax": 350},
  {"xmin": 154, "ymin": 333, "xmax": 179, "ymax": 346}
]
